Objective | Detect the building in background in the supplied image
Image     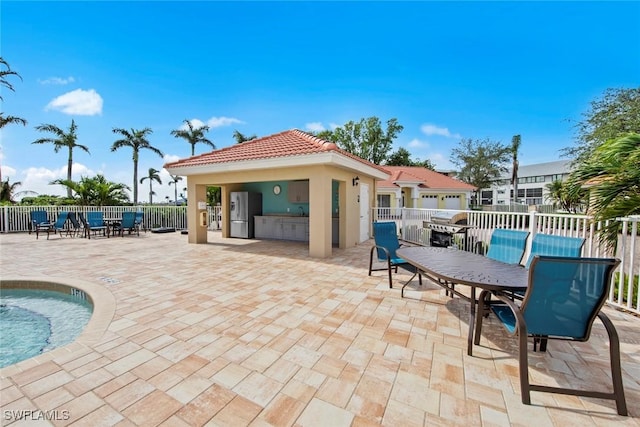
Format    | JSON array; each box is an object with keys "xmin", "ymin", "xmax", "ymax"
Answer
[
  {"xmin": 377, "ymin": 166, "xmax": 476, "ymax": 210},
  {"xmin": 480, "ymin": 160, "xmax": 573, "ymax": 206}
]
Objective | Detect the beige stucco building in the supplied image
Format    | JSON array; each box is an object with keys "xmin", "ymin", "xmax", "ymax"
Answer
[
  {"xmin": 164, "ymin": 129, "xmax": 389, "ymax": 258},
  {"xmin": 376, "ymin": 166, "xmax": 476, "ymax": 210}
]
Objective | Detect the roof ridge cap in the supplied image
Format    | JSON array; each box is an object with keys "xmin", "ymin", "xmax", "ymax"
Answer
[{"xmin": 291, "ymin": 128, "xmax": 339, "ymax": 151}]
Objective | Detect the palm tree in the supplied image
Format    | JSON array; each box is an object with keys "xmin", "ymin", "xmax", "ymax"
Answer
[
  {"xmin": 569, "ymin": 133, "xmax": 640, "ymax": 249},
  {"xmin": 0, "ymin": 178, "xmax": 22, "ymax": 203},
  {"xmin": 233, "ymin": 130, "xmax": 257, "ymax": 144},
  {"xmin": 171, "ymin": 119, "xmax": 215, "ymax": 156},
  {"xmin": 510, "ymin": 134, "xmax": 521, "ymax": 205},
  {"xmin": 33, "ymin": 120, "xmax": 90, "ymax": 198},
  {"xmin": 0, "ymin": 114, "xmax": 27, "ymax": 129},
  {"xmin": 168, "ymin": 175, "xmax": 183, "ymax": 206},
  {"xmin": 52, "ymin": 175, "xmax": 130, "ymax": 206},
  {"xmin": 1, "ymin": 57, "xmax": 27, "ymax": 182},
  {"xmin": 111, "ymin": 127, "xmax": 164, "ymax": 204},
  {"xmin": 0, "ymin": 57, "xmax": 21, "ymax": 100},
  {"xmin": 140, "ymin": 167, "xmax": 162, "ymax": 204}
]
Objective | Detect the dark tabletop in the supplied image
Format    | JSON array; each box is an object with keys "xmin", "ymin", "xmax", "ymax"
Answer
[{"xmin": 397, "ymin": 246, "xmax": 528, "ymax": 292}]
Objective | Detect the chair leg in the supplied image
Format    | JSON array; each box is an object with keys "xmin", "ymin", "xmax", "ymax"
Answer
[
  {"xmin": 368, "ymin": 247, "xmax": 375, "ymax": 277},
  {"xmin": 387, "ymin": 259, "xmax": 393, "ymax": 289},
  {"xmin": 598, "ymin": 312, "xmax": 628, "ymax": 416},
  {"xmin": 518, "ymin": 320, "xmax": 532, "ymax": 405}
]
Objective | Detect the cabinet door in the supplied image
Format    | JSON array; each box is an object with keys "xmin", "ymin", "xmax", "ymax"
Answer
[
  {"xmin": 287, "ymin": 181, "xmax": 299, "ymax": 202},
  {"xmin": 287, "ymin": 181, "xmax": 310, "ymax": 203},
  {"xmin": 298, "ymin": 181, "xmax": 309, "ymax": 203},
  {"xmin": 293, "ymin": 222, "xmax": 307, "ymax": 241},
  {"xmin": 254, "ymin": 217, "xmax": 265, "ymax": 238},
  {"xmin": 271, "ymin": 218, "xmax": 283, "ymax": 239},
  {"xmin": 281, "ymin": 221, "xmax": 293, "ymax": 240}
]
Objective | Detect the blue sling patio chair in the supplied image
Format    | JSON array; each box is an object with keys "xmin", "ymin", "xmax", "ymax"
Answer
[
  {"xmin": 30, "ymin": 210, "xmax": 52, "ymax": 239},
  {"xmin": 112, "ymin": 211, "xmax": 139, "ymax": 237},
  {"xmin": 134, "ymin": 211, "xmax": 145, "ymax": 233},
  {"xmin": 50, "ymin": 211, "xmax": 70, "ymax": 239},
  {"xmin": 368, "ymin": 221, "xmax": 422, "ymax": 289},
  {"xmin": 67, "ymin": 212, "xmax": 83, "ymax": 237},
  {"xmin": 474, "ymin": 255, "xmax": 627, "ymax": 415},
  {"xmin": 485, "ymin": 228, "xmax": 529, "ymax": 265},
  {"xmin": 524, "ymin": 233, "xmax": 585, "ymax": 268},
  {"xmin": 81, "ymin": 212, "xmax": 108, "ymax": 239}
]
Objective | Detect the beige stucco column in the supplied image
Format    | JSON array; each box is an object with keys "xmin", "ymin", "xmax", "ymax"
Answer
[
  {"xmin": 309, "ymin": 171, "xmax": 333, "ymax": 258},
  {"xmin": 187, "ymin": 183, "xmax": 209, "ymax": 244}
]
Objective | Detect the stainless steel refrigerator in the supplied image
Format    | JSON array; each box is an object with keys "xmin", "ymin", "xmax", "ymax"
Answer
[{"xmin": 230, "ymin": 191, "xmax": 263, "ymax": 238}]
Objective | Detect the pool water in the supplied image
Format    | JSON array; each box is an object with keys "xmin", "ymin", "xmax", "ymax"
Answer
[{"xmin": 0, "ymin": 289, "xmax": 93, "ymax": 368}]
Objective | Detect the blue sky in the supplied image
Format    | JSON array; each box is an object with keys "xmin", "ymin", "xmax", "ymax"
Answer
[{"xmin": 1, "ymin": 1, "xmax": 639, "ymax": 202}]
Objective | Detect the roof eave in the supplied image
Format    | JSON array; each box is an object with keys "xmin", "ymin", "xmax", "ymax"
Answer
[{"xmin": 165, "ymin": 152, "xmax": 390, "ymax": 180}]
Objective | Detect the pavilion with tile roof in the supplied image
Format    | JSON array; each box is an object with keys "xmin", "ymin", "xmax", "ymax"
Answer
[
  {"xmin": 377, "ymin": 166, "xmax": 476, "ymax": 210},
  {"xmin": 165, "ymin": 129, "xmax": 389, "ymax": 258}
]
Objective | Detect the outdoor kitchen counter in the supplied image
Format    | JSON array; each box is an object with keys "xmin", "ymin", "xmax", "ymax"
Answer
[
  {"xmin": 254, "ymin": 215, "xmax": 309, "ymax": 241},
  {"xmin": 254, "ymin": 216, "xmax": 339, "ymax": 244}
]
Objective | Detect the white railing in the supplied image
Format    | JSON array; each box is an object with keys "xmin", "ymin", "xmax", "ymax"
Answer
[
  {"xmin": 0, "ymin": 205, "xmax": 223, "ymax": 233},
  {"xmin": 373, "ymin": 207, "xmax": 640, "ymax": 315}
]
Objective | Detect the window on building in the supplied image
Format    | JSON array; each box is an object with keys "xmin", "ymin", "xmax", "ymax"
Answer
[
  {"xmin": 524, "ymin": 188, "xmax": 543, "ymax": 205},
  {"xmin": 377, "ymin": 194, "xmax": 391, "ymax": 208},
  {"xmin": 526, "ymin": 188, "xmax": 543, "ymax": 197},
  {"xmin": 481, "ymin": 190, "xmax": 493, "ymax": 205}
]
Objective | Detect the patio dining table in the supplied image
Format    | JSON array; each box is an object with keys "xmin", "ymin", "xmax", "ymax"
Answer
[
  {"xmin": 103, "ymin": 217, "xmax": 122, "ymax": 237},
  {"xmin": 396, "ymin": 246, "xmax": 529, "ymax": 356}
]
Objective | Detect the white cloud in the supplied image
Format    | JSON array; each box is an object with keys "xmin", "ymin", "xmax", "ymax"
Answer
[
  {"xmin": 178, "ymin": 119, "xmax": 206, "ymax": 131},
  {"xmin": 1, "ymin": 165, "xmax": 17, "ymax": 179},
  {"xmin": 305, "ymin": 122, "xmax": 325, "ymax": 132},
  {"xmin": 45, "ymin": 89, "xmax": 103, "ymax": 115},
  {"xmin": 329, "ymin": 123, "xmax": 340, "ymax": 130},
  {"xmin": 420, "ymin": 123, "xmax": 461, "ymax": 139},
  {"xmin": 13, "ymin": 163, "xmax": 96, "ymax": 200},
  {"xmin": 163, "ymin": 154, "xmax": 182, "ymax": 164},
  {"xmin": 38, "ymin": 76, "xmax": 76, "ymax": 85},
  {"xmin": 206, "ymin": 116, "xmax": 244, "ymax": 128},
  {"xmin": 408, "ymin": 138, "xmax": 429, "ymax": 149}
]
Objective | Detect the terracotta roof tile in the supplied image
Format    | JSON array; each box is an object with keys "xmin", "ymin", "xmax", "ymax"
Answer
[
  {"xmin": 378, "ymin": 166, "xmax": 476, "ymax": 190},
  {"xmin": 164, "ymin": 129, "xmax": 388, "ymax": 173}
]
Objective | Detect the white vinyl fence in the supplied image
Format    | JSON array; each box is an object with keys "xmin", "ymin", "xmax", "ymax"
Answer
[
  {"xmin": 0, "ymin": 205, "xmax": 223, "ymax": 234},
  {"xmin": 373, "ymin": 208, "xmax": 639, "ymax": 315}
]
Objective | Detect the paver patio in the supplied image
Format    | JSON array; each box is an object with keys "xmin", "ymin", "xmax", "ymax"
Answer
[{"xmin": 1, "ymin": 231, "xmax": 638, "ymax": 426}]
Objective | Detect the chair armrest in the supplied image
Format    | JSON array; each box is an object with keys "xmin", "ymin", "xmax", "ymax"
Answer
[
  {"xmin": 371, "ymin": 244, "xmax": 392, "ymax": 261},
  {"xmin": 491, "ymin": 293, "xmax": 528, "ymax": 337}
]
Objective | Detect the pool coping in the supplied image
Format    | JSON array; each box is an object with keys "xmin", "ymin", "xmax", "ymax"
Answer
[{"xmin": 0, "ymin": 276, "xmax": 116, "ymax": 375}]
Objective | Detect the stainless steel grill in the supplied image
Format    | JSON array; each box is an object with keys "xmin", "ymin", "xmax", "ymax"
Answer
[{"xmin": 424, "ymin": 211, "xmax": 471, "ymax": 247}]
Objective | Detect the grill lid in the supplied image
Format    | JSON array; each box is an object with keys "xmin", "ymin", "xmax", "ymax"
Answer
[
  {"xmin": 424, "ymin": 211, "xmax": 470, "ymax": 234},
  {"xmin": 429, "ymin": 211, "xmax": 468, "ymax": 225}
]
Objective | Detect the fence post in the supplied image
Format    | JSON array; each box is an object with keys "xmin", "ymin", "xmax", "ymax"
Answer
[
  {"xmin": 1, "ymin": 205, "xmax": 7, "ymax": 233},
  {"xmin": 523, "ymin": 210, "xmax": 538, "ymax": 262}
]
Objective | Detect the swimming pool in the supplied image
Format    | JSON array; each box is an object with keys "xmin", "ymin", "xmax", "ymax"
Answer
[{"xmin": 0, "ymin": 288, "xmax": 93, "ymax": 368}]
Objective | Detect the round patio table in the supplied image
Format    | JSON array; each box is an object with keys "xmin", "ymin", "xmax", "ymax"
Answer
[{"xmin": 396, "ymin": 246, "xmax": 529, "ymax": 355}]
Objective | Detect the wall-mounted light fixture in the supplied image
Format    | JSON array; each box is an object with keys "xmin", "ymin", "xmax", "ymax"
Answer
[{"xmin": 352, "ymin": 176, "xmax": 360, "ymax": 187}]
